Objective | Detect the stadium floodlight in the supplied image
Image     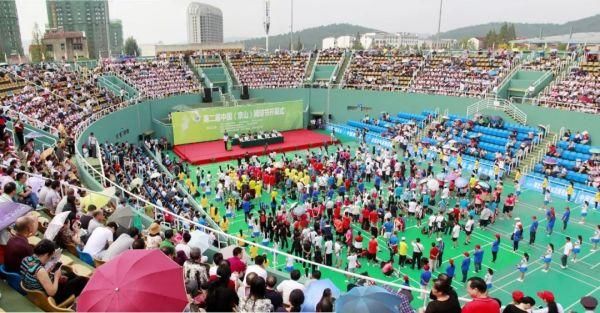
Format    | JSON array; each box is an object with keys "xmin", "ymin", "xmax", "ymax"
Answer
[{"xmin": 264, "ymin": 0, "xmax": 271, "ymax": 51}]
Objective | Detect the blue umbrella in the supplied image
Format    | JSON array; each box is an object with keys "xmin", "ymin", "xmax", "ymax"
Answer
[
  {"xmin": 301, "ymin": 279, "xmax": 341, "ymax": 312},
  {"xmin": 335, "ymin": 286, "xmax": 405, "ymax": 313}
]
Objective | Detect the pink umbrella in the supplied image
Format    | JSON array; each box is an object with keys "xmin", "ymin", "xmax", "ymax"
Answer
[{"xmin": 77, "ymin": 249, "xmax": 188, "ymax": 312}]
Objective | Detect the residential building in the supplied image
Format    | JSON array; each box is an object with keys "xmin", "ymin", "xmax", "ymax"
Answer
[
  {"xmin": 42, "ymin": 27, "xmax": 89, "ymax": 61},
  {"xmin": 46, "ymin": 0, "xmax": 111, "ymax": 58},
  {"xmin": 109, "ymin": 19, "xmax": 123, "ymax": 55},
  {"xmin": 187, "ymin": 2, "xmax": 223, "ymax": 44},
  {"xmin": 0, "ymin": 0, "xmax": 24, "ymax": 63}
]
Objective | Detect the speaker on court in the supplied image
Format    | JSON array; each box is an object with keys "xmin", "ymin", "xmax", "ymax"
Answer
[
  {"xmin": 203, "ymin": 87, "xmax": 212, "ymax": 103},
  {"xmin": 241, "ymin": 85, "xmax": 250, "ymax": 100}
]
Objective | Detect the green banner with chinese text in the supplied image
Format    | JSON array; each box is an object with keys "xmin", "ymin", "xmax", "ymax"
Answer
[{"xmin": 172, "ymin": 100, "xmax": 304, "ymax": 145}]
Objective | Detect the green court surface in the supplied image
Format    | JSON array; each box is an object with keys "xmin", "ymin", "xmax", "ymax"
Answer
[{"xmin": 166, "ymin": 131, "xmax": 600, "ymax": 310}]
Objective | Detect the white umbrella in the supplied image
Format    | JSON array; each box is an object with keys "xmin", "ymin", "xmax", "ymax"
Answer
[
  {"xmin": 44, "ymin": 211, "xmax": 70, "ymax": 241},
  {"xmin": 427, "ymin": 179, "xmax": 440, "ymax": 191},
  {"xmin": 25, "ymin": 131, "xmax": 45, "ymax": 139},
  {"xmin": 26, "ymin": 176, "xmax": 45, "ymax": 196},
  {"xmin": 129, "ymin": 177, "xmax": 143, "ymax": 190},
  {"xmin": 188, "ymin": 230, "xmax": 211, "ymax": 252},
  {"xmin": 220, "ymin": 244, "xmax": 249, "ymax": 262},
  {"xmin": 150, "ymin": 172, "xmax": 161, "ymax": 179}
]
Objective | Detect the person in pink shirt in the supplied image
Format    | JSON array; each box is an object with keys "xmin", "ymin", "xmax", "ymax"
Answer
[{"xmin": 226, "ymin": 247, "xmax": 247, "ymax": 278}]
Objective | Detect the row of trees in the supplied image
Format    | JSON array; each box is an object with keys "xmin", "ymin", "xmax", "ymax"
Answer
[{"xmin": 483, "ymin": 23, "xmax": 517, "ymax": 48}]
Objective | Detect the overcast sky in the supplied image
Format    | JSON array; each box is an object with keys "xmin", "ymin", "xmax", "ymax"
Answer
[{"xmin": 15, "ymin": 0, "xmax": 600, "ymax": 44}]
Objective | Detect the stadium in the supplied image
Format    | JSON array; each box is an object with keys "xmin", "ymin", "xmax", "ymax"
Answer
[{"xmin": 0, "ymin": 1, "xmax": 599, "ymax": 313}]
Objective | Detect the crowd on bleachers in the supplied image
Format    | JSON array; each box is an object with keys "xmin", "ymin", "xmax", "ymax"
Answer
[
  {"xmin": 191, "ymin": 50, "xmax": 224, "ymax": 68},
  {"xmin": 228, "ymin": 51, "xmax": 309, "ymax": 88},
  {"xmin": 316, "ymin": 48, "xmax": 344, "ymax": 65},
  {"xmin": 520, "ymin": 51, "xmax": 568, "ymax": 73},
  {"xmin": 541, "ymin": 129, "xmax": 600, "ymax": 188},
  {"xmin": 344, "ymin": 50, "xmax": 424, "ymax": 91},
  {"xmin": 409, "ymin": 51, "xmax": 516, "ymax": 97},
  {"xmin": 102, "ymin": 57, "xmax": 200, "ymax": 98},
  {"xmin": 537, "ymin": 59, "xmax": 600, "ymax": 114}
]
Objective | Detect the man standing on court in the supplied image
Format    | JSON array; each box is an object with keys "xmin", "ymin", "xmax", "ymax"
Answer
[
  {"xmin": 561, "ymin": 236, "xmax": 573, "ymax": 269},
  {"xmin": 223, "ymin": 132, "xmax": 229, "ymax": 150},
  {"xmin": 411, "ymin": 238, "xmax": 424, "ymax": 270},
  {"xmin": 529, "ymin": 216, "xmax": 538, "ymax": 245}
]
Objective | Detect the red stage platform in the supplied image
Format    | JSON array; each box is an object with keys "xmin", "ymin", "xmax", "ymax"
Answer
[{"xmin": 173, "ymin": 130, "xmax": 335, "ymax": 165}]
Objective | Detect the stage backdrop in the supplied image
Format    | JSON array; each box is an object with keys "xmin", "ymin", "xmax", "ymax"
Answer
[{"xmin": 172, "ymin": 100, "xmax": 304, "ymax": 145}]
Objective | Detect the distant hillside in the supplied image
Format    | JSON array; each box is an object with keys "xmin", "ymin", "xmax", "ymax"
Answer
[
  {"xmin": 238, "ymin": 23, "xmax": 382, "ymax": 50},
  {"xmin": 439, "ymin": 14, "xmax": 600, "ymax": 39}
]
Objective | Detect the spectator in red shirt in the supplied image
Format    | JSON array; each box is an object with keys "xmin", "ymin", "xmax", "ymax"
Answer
[
  {"xmin": 462, "ymin": 277, "xmax": 500, "ymax": 313},
  {"xmin": 361, "ymin": 207, "xmax": 370, "ymax": 230},
  {"xmin": 429, "ymin": 242, "xmax": 440, "ymax": 272},
  {"xmin": 367, "ymin": 237, "xmax": 378, "ymax": 263},
  {"xmin": 226, "ymin": 247, "xmax": 247, "ymax": 278}
]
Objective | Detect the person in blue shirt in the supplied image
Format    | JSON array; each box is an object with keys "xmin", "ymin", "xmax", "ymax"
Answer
[
  {"xmin": 562, "ymin": 207, "xmax": 571, "ymax": 230},
  {"xmin": 357, "ymin": 180, "xmax": 365, "ymax": 193},
  {"xmin": 513, "ymin": 224, "xmax": 523, "ymax": 251},
  {"xmin": 422, "ymin": 193, "xmax": 431, "ymax": 207},
  {"xmin": 546, "ymin": 208, "xmax": 556, "ymax": 236},
  {"xmin": 388, "ymin": 231, "xmax": 399, "ymax": 256},
  {"xmin": 461, "ymin": 252, "xmax": 471, "ymax": 283},
  {"xmin": 445, "ymin": 259, "xmax": 456, "ymax": 284},
  {"xmin": 374, "ymin": 175, "xmax": 381, "ymax": 191},
  {"xmin": 382, "ymin": 218, "xmax": 394, "ymax": 238},
  {"xmin": 420, "ymin": 264, "xmax": 432, "ymax": 290},
  {"xmin": 491, "ymin": 233, "xmax": 500, "ymax": 262},
  {"xmin": 459, "ymin": 198, "xmax": 469, "ymax": 210},
  {"xmin": 394, "ymin": 185, "xmax": 403, "ymax": 200},
  {"xmin": 242, "ymin": 199, "xmax": 252, "ymax": 222},
  {"xmin": 326, "ymin": 187, "xmax": 335, "ymax": 199},
  {"xmin": 473, "ymin": 245, "xmax": 484, "ymax": 272},
  {"xmin": 529, "ymin": 216, "xmax": 539, "ymax": 245},
  {"xmin": 436, "ymin": 238, "xmax": 445, "ymax": 268}
]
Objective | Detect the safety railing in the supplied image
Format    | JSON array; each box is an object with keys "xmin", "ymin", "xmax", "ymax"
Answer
[{"xmin": 466, "ymin": 98, "xmax": 527, "ymax": 125}]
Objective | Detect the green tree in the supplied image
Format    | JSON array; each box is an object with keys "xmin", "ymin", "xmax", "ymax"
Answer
[
  {"xmin": 499, "ymin": 23, "xmax": 509, "ymax": 43},
  {"xmin": 484, "ymin": 29, "xmax": 498, "ymax": 47},
  {"xmin": 352, "ymin": 32, "xmax": 364, "ymax": 50},
  {"xmin": 295, "ymin": 37, "xmax": 303, "ymax": 51},
  {"xmin": 124, "ymin": 37, "xmax": 141, "ymax": 56},
  {"xmin": 507, "ymin": 24, "xmax": 517, "ymax": 42},
  {"xmin": 29, "ymin": 23, "xmax": 47, "ymax": 62}
]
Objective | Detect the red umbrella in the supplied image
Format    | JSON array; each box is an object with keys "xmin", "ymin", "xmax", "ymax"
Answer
[{"xmin": 77, "ymin": 249, "xmax": 188, "ymax": 312}]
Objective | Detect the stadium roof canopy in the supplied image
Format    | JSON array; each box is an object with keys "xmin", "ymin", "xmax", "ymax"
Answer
[{"xmin": 510, "ymin": 32, "xmax": 600, "ymax": 45}]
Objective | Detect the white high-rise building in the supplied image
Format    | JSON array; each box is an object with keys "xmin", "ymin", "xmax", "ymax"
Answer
[{"xmin": 187, "ymin": 2, "xmax": 223, "ymax": 44}]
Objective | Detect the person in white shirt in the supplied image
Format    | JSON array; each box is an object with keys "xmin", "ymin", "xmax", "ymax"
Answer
[
  {"xmin": 87, "ymin": 210, "xmax": 105, "ymax": 235},
  {"xmin": 83, "ymin": 222, "xmax": 117, "ymax": 257},
  {"xmin": 561, "ymin": 237, "xmax": 573, "ymax": 269},
  {"xmin": 244, "ymin": 255, "xmax": 268, "ymax": 281},
  {"xmin": 37, "ymin": 180, "xmax": 52, "ymax": 206},
  {"xmin": 44, "ymin": 181, "xmax": 61, "ymax": 213},
  {"xmin": 324, "ymin": 238, "xmax": 333, "ymax": 266},
  {"xmin": 451, "ymin": 222, "xmax": 461, "ymax": 248},
  {"xmin": 100, "ymin": 227, "xmax": 139, "ymax": 261},
  {"xmin": 276, "ymin": 269, "xmax": 305, "ymax": 306},
  {"xmin": 464, "ymin": 216, "xmax": 475, "ymax": 245},
  {"xmin": 175, "ymin": 232, "xmax": 192, "ymax": 258}
]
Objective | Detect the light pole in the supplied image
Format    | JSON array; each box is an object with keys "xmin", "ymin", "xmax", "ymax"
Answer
[
  {"xmin": 436, "ymin": 0, "xmax": 443, "ymax": 50},
  {"xmin": 290, "ymin": 0, "xmax": 294, "ymax": 51},
  {"xmin": 264, "ymin": 0, "xmax": 271, "ymax": 51}
]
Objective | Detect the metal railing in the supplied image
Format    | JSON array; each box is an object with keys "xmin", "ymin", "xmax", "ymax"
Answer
[{"xmin": 466, "ymin": 98, "xmax": 528, "ymax": 125}]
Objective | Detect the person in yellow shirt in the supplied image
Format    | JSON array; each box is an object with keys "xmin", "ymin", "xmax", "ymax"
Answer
[
  {"xmin": 219, "ymin": 216, "xmax": 229, "ymax": 232},
  {"xmin": 542, "ymin": 176, "xmax": 549, "ymax": 194},
  {"xmin": 270, "ymin": 189, "xmax": 278, "ymax": 201},
  {"xmin": 209, "ymin": 204, "xmax": 218, "ymax": 220},
  {"xmin": 457, "ymin": 154, "xmax": 463, "ymax": 169},
  {"xmin": 249, "ymin": 242, "xmax": 259, "ymax": 261},
  {"xmin": 200, "ymin": 195, "xmax": 209, "ymax": 209},
  {"xmin": 595, "ymin": 190, "xmax": 600, "ymax": 209},
  {"xmin": 237, "ymin": 230, "xmax": 247, "ymax": 247},
  {"xmin": 473, "ymin": 159, "xmax": 479, "ymax": 174},
  {"xmin": 255, "ymin": 181, "xmax": 262, "ymax": 198},
  {"xmin": 398, "ymin": 237, "xmax": 408, "ymax": 266},
  {"xmin": 303, "ymin": 175, "xmax": 310, "ymax": 186},
  {"xmin": 178, "ymin": 172, "xmax": 186, "ymax": 181},
  {"xmin": 185, "ymin": 177, "xmax": 192, "ymax": 189},
  {"xmin": 190, "ymin": 183, "xmax": 198, "ymax": 197},
  {"xmin": 493, "ymin": 164, "xmax": 500, "ymax": 181},
  {"xmin": 566, "ymin": 183, "xmax": 574, "ymax": 202},
  {"xmin": 469, "ymin": 175, "xmax": 478, "ymax": 189},
  {"xmin": 514, "ymin": 169, "xmax": 521, "ymax": 183}
]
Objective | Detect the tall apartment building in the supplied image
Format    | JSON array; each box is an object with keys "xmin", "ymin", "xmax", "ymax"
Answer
[
  {"xmin": 109, "ymin": 19, "xmax": 123, "ymax": 55},
  {"xmin": 46, "ymin": 0, "xmax": 110, "ymax": 58},
  {"xmin": 187, "ymin": 2, "xmax": 223, "ymax": 44},
  {"xmin": 0, "ymin": 0, "xmax": 24, "ymax": 62}
]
